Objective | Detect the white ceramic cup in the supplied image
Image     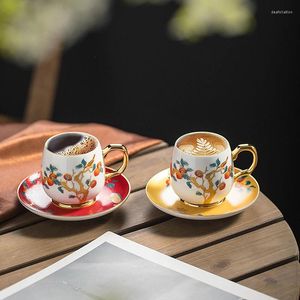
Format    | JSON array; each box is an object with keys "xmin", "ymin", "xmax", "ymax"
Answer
[
  {"xmin": 170, "ymin": 132, "xmax": 258, "ymax": 206},
  {"xmin": 42, "ymin": 132, "xmax": 129, "ymax": 209}
]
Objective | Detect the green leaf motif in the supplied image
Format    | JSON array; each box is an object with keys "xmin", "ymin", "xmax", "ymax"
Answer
[
  {"xmin": 92, "ymin": 164, "xmax": 96, "ymax": 171},
  {"xmin": 171, "ymin": 175, "xmax": 177, "ymax": 182},
  {"xmin": 107, "ymin": 183, "xmax": 115, "ymax": 188},
  {"xmin": 181, "ymin": 159, "xmax": 189, "ymax": 166},
  {"xmin": 81, "ymin": 159, "xmax": 87, "ymax": 166},
  {"xmin": 186, "ymin": 168, "xmax": 193, "ymax": 172},
  {"xmin": 76, "ymin": 164, "xmax": 83, "ymax": 169},
  {"xmin": 56, "ymin": 173, "xmax": 62, "ymax": 177},
  {"xmin": 43, "ymin": 171, "xmax": 47, "ymax": 177},
  {"xmin": 69, "ymin": 195, "xmax": 76, "ymax": 198},
  {"xmin": 176, "ymin": 160, "xmax": 180, "ymax": 164},
  {"xmin": 50, "ymin": 164, "xmax": 58, "ymax": 171},
  {"xmin": 216, "ymin": 158, "xmax": 221, "ymax": 166},
  {"xmin": 183, "ymin": 174, "xmax": 190, "ymax": 180},
  {"xmin": 246, "ymin": 180, "xmax": 251, "ymax": 185},
  {"xmin": 215, "ymin": 180, "xmax": 220, "ymax": 187},
  {"xmin": 196, "ymin": 191, "xmax": 202, "ymax": 196},
  {"xmin": 54, "ymin": 179, "xmax": 61, "ymax": 185},
  {"xmin": 85, "ymin": 179, "xmax": 90, "ymax": 186},
  {"xmin": 210, "ymin": 163, "xmax": 216, "ymax": 168},
  {"xmin": 58, "ymin": 187, "xmax": 64, "ymax": 193},
  {"xmin": 250, "ymin": 185, "xmax": 256, "ymax": 188},
  {"xmin": 224, "ymin": 166, "xmax": 228, "ymax": 173},
  {"xmin": 44, "ymin": 184, "xmax": 49, "ymax": 189},
  {"xmin": 46, "ymin": 167, "xmax": 50, "ymax": 171},
  {"xmin": 186, "ymin": 181, "xmax": 192, "ymax": 189}
]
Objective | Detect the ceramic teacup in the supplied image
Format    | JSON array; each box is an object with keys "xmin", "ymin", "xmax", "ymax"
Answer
[
  {"xmin": 170, "ymin": 131, "xmax": 258, "ymax": 206},
  {"xmin": 42, "ymin": 132, "xmax": 129, "ymax": 209}
]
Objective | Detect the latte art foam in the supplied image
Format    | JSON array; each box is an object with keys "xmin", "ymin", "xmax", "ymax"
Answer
[
  {"xmin": 178, "ymin": 133, "xmax": 226, "ymax": 156},
  {"xmin": 57, "ymin": 136, "xmax": 96, "ymax": 155}
]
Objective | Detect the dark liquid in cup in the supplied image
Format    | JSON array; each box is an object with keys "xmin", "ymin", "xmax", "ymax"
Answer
[{"xmin": 48, "ymin": 133, "xmax": 96, "ymax": 155}]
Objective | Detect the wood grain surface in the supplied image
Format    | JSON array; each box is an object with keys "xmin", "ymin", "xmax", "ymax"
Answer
[
  {"xmin": 239, "ymin": 261, "xmax": 300, "ymax": 300},
  {"xmin": 0, "ymin": 145, "xmax": 172, "ymax": 234},
  {"xmin": 0, "ymin": 143, "xmax": 299, "ymax": 299}
]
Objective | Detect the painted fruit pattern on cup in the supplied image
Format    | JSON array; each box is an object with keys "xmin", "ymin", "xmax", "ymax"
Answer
[
  {"xmin": 235, "ymin": 175, "xmax": 257, "ymax": 192},
  {"xmin": 170, "ymin": 157, "xmax": 233, "ymax": 204},
  {"xmin": 42, "ymin": 154, "xmax": 103, "ymax": 203}
]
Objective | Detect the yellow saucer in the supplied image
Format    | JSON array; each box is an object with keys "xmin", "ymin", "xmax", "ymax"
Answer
[{"xmin": 146, "ymin": 168, "xmax": 260, "ymax": 220}]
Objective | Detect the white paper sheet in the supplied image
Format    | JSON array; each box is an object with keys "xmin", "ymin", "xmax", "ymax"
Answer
[{"xmin": 0, "ymin": 232, "xmax": 276, "ymax": 300}]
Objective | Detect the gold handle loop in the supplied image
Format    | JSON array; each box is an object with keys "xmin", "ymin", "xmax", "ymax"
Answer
[
  {"xmin": 232, "ymin": 144, "xmax": 258, "ymax": 179},
  {"xmin": 102, "ymin": 144, "xmax": 129, "ymax": 180}
]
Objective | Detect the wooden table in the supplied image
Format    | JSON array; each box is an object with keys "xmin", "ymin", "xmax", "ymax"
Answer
[{"xmin": 0, "ymin": 143, "xmax": 299, "ymax": 299}]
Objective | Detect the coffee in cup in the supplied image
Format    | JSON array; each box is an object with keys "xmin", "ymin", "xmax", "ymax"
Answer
[
  {"xmin": 178, "ymin": 132, "xmax": 226, "ymax": 156},
  {"xmin": 48, "ymin": 133, "xmax": 97, "ymax": 156},
  {"xmin": 42, "ymin": 132, "xmax": 129, "ymax": 209}
]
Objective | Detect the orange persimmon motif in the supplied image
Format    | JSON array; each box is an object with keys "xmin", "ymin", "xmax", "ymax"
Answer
[
  {"xmin": 170, "ymin": 157, "xmax": 233, "ymax": 204},
  {"xmin": 63, "ymin": 173, "xmax": 72, "ymax": 181},
  {"xmin": 219, "ymin": 182, "xmax": 226, "ymax": 190},
  {"xmin": 49, "ymin": 173, "xmax": 57, "ymax": 180},
  {"xmin": 90, "ymin": 180, "xmax": 97, "ymax": 188},
  {"xmin": 179, "ymin": 167, "xmax": 187, "ymax": 174},
  {"xmin": 224, "ymin": 171, "xmax": 230, "ymax": 179},
  {"xmin": 94, "ymin": 168, "xmax": 100, "ymax": 176},
  {"xmin": 195, "ymin": 170, "xmax": 204, "ymax": 178},
  {"xmin": 42, "ymin": 155, "xmax": 103, "ymax": 203},
  {"xmin": 47, "ymin": 178, "xmax": 54, "ymax": 186}
]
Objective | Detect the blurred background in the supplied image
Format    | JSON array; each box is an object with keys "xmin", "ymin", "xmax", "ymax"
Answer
[{"xmin": 0, "ymin": 0, "xmax": 298, "ymax": 241}]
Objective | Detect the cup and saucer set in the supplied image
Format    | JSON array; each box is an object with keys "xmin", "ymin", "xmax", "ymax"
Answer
[
  {"xmin": 18, "ymin": 132, "xmax": 130, "ymax": 221},
  {"xmin": 146, "ymin": 132, "xmax": 259, "ymax": 220},
  {"xmin": 17, "ymin": 131, "xmax": 259, "ymax": 221}
]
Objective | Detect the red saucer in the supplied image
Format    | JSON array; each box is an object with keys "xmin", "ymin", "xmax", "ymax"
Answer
[{"xmin": 17, "ymin": 168, "xmax": 131, "ymax": 221}]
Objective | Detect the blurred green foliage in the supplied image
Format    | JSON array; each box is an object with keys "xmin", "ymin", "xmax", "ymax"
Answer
[{"xmin": 0, "ymin": 0, "xmax": 254, "ymax": 65}]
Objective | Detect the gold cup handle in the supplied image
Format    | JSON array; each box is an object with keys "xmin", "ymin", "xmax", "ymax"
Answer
[
  {"xmin": 102, "ymin": 144, "xmax": 129, "ymax": 180},
  {"xmin": 232, "ymin": 144, "xmax": 258, "ymax": 179}
]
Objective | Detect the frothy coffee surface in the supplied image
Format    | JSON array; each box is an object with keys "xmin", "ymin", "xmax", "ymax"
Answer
[
  {"xmin": 178, "ymin": 133, "xmax": 226, "ymax": 156},
  {"xmin": 48, "ymin": 134, "xmax": 96, "ymax": 155}
]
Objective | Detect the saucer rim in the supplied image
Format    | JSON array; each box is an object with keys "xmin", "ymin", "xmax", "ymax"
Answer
[
  {"xmin": 17, "ymin": 167, "xmax": 131, "ymax": 221},
  {"xmin": 145, "ymin": 168, "xmax": 260, "ymax": 220}
]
